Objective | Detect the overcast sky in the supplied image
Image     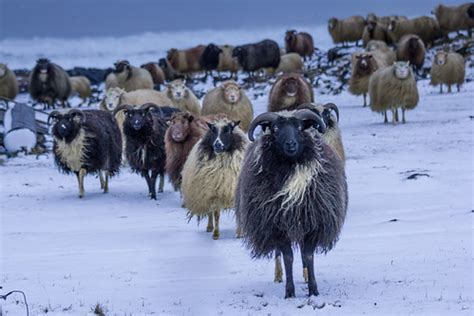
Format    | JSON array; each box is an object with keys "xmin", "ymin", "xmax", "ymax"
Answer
[{"xmin": 0, "ymin": 0, "xmax": 463, "ymax": 39}]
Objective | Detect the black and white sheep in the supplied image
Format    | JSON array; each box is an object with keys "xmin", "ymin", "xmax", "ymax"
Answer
[
  {"xmin": 235, "ymin": 110, "xmax": 348, "ymax": 298},
  {"xmin": 232, "ymin": 39, "xmax": 280, "ymax": 76},
  {"xmin": 29, "ymin": 58, "xmax": 71, "ymax": 109},
  {"xmin": 114, "ymin": 103, "xmax": 173, "ymax": 199},
  {"xmin": 181, "ymin": 116, "xmax": 249, "ymax": 240},
  {"xmin": 48, "ymin": 109, "xmax": 122, "ymax": 198}
]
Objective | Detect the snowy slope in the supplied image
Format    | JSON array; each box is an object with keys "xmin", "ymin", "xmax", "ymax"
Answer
[{"xmin": 1, "ymin": 66, "xmax": 473, "ymax": 315}]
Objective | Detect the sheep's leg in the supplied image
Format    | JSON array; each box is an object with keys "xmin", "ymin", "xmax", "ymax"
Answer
[
  {"xmin": 457, "ymin": 84, "xmax": 460, "ymax": 92},
  {"xmin": 212, "ymin": 210, "xmax": 220, "ymax": 240},
  {"xmin": 300, "ymin": 242, "xmax": 308, "ymax": 283},
  {"xmin": 280, "ymin": 242, "xmax": 295, "ymax": 298},
  {"xmin": 391, "ymin": 108, "xmax": 397, "ymax": 124},
  {"xmin": 395, "ymin": 108, "xmax": 399, "ymax": 122},
  {"xmin": 76, "ymin": 168, "xmax": 86, "ymax": 198},
  {"xmin": 448, "ymin": 84, "xmax": 452, "ymax": 93},
  {"xmin": 302, "ymin": 239, "xmax": 319, "ymax": 297},
  {"xmin": 206, "ymin": 213, "xmax": 214, "ymax": 232},
  {"xmin": 150, "ymin": 170, "xmax": 160, "ymax": 199},
  {"xmin": 99, "ymin": 170, "xmax": 105, "ymax": 189},
  {"xmin": 143, "ymin": 171, "xmax": 155, "ymax": 199},
  {"xmin": 384, "ymin": 111, "xmax": 388, "ymax": 123},
  {"xmin": 235, "ymin": 223, "xmax": 242, "ymax": 238},
  {"xmin": 158, "ymin": 173, "xmax": 164, "ymax": 193},
  {"xmin": 440, "ymin": 84, "xmax": 443, "ymax": 94},
  {"xmin": 103, "ymin": 172, "xmax": 109, "ymax": 194},
  {"xmin": 402, "ymin": 107, "xmax": 406, "ymax": 124},
  {"xmin": 363, "ymin": 93, "xmax": 367, "ymax": 107},
  {"xmin": 274, "ymin": 250, "xmax": 283, "ymax": 283}
]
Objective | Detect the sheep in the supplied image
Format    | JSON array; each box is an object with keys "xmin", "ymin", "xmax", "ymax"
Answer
[
  {"xmin": 387, "ymin": 16, "xmax": 441, "ymax": 47},
  {"xmin": 430, "ymin": 51, "xmax": 465, "ymax": 93},
  {"xmin": 165, "ymin": 112, "xmax": 207, "ymax": 191},
  {"xmin": 433, "ymin": 3, "xmax": 474, "ymax": 37},
  {"xmin": 114, "ymin": 103, "xmax": 168, "ymax": 199},
  {"xmin": 284, "ymin": 30, "xmax": 314, "ymax": 61},
  {"xmin": 167, "ymin": 45, "xmax": 206, "ymax": 74},
  {"xmin": 232, "ymin": 39, "xmax": 280, "ymax": 76},
  {"xmin": 349, "ymin": 50, "xmax": 392, "ymax": 107},
  {"xmin": 366, "ymin": 40, "xmax": 397, "ymax": 63},
  {"xmin": 111, "ymin": 60, "xmax": 154, "ymax": 92},
  {"xmin": 201, "ymin": 80, "xmax": 254, "ymax": 132},
  {"xmin": 235, "ymin": 109, "xmax": 348, "ymax": 298},
  {"xmin": 199, "ymin": 43, "xmax": 223, "ymax": 78},
  {"xmin": 366, "ymin": 13, "xmax": 407, "ymax": 28},
  {"xmin": 217, "ymin": 45, "xmax": 240, "ymax": 75},
  {"xmin": 0, "ymin": 63, "xmax": 18, "ymax": 100},
  {"xmin": 268, "ymin": 73, "xmax": 314, "ymax": 112},
  {"xmin": 362, "ymin": 20, "xmax": 389, "ymax": 47},
  {"xmin": 396, "ymin": 34, "xmax": 426, "ymax": 73},
  {"xmin": 164, "ymin": 79, "xmax": 201, "ymax": 114},
  {"xmin": 48, "ymin": 109, "xmax": 122, "ymax": 198},
  {"xmin": 266, "ymin": 53, "xmax": 304, "ymax": 76},
  {"xmin": 327, "ymin": 16, "xmax": 366, "ymax": 46},
  {"xmin": 181, "ymin": 116, "xmax": 249, "ymax": 240},
  {"xmin": 141, "ymin": 62, "xmax": 165, "ymax": 90},
  {"xmin": 369, "ymin": 61, "xmax": 419, "ymax": 124},
  {"xmin": 158, "ymin": 58, "xmax": 184, "ymax": 81},
  {"xmin": 29, "ymin": 58, "xmax": 71, "ymax": 109},
  {"xmin": 69, "ymin": 76, "xmax": 92, "ymax": 105},
  {"xmin": 297, "ymin": 102, "xmax": 345, "ymax": 165}
]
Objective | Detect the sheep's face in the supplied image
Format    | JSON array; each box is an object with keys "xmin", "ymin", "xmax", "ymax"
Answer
[
  {"xmin": 104, "ymin": 88, "xmax": 123, "ymax": 111},
  {"xmin": 205, "ymin": 120, "xmax": 240, "ymax": 154},
  {"xmin": 434, "ymin": 52, "xmax": 447, "ymax": 66},
  {"xmin": 36, "ymin": 59, "xmax": 51, "ymax": 82},
  {"xmin": 0, "ymin": 64, "xmax": 6, "ymax": 77},
  {"xmin": 355, "ymin": 54, "xmax": 373, "ymax": 73},
  {"xmin": 388, "ymin": 19, "xmax": 397, "ymax": 32},
  {"xmin": 367, "ymin": 21, "xmax": 377, "ymax": 31},
  {"xmin": 206, "ymin": 44, "xmax": 222, "ymax": 55},
  {"xmin": 167, "ymin": 49, "xmax": 178, "ymax": 62},
  {"xmin": 50, "ymin": 111, "xmax": 85, "ymax": 142},
  {"xmin": 169, "ymin": 113, "xmax": 193, "ymax": 142},
  {"xmin": 223, "ymin": 84, "xmax": 241, "ymax": 104},
  {"xmin": 467, "ymin": 4, "xmax": 474, "ymax": 19},
  {"xmin": 158, "ymin": 58, "xmax": 168, "ymax": 69},
  {"xmin": 123, "ymin": 109, "xmax": 153, "ymax": 132},
  {"xmin": 114, "ymin": 61, "xmax": 130, "ymax": 74},
  {"xmin": 285, "ymin": 30, "xmax": 296, "ymax": 42},
  {"xmin": 394, "ymin": 61, "xmax": 410, "ymax": 79},
  {"xmin": 282, "ymin": 77, "xmax": 299, "ymax": 97},
  {"xmin": 169, "ymin": 80, "xmax": 188, "ymax": 100},
  {"xmin": 266, "ymin": 117, "xmax": 312, "ymax": 160},
  {"xmin": 328, "ymin": 18, "xmax": 338, "ymax": 30},
  {"xmin": 366, "ymin": 42, "xmax": 380, "ymax": 51},
  {"xmin": 232, "ymin": 47, "xmax": 244, "ymax": 58},
  {"xmin": 366, "ymin": 13, "xmax": 377, "ymax": 23}
]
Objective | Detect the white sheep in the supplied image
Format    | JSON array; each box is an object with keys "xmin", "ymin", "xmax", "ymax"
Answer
[
  {"xmin": 430, "ymin": 51, "xmax": 465, "ymax": 93},
  {"xmin": 164, "ymin": 79, "xmax": 201, "ymax": 114}
]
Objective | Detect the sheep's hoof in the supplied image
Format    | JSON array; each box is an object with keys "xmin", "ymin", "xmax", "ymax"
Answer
[
  {"xmin": 274, "ymin": 276, "xmax": 283, "ymax": 283},
  {"xmin": 78, "ymin": 194, "xmax": 84, "ymax": 199},
  {"xmin": 150, "ymin": 194, "xmax": 157, "ymax": 200},
  {"xmin": 158, "ymin": 189, "xmax": 164, "ymax": 193},
  {"xmin": 212, "ymin": 232, "xmax": 219, "ymax": 240},
  {"xmin": 285, "ymin": 287, "xmax": 295, "ymax": 299},
  {"xmin": 308, "ymin": 282, "xmax": 319, "ymax": 297}
]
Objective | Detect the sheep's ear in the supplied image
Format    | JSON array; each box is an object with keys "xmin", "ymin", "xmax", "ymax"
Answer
[
  {"xmin": 206, "ymin": 122, "xmax": 214, "ymax": 130},
  {"xmin": 231, "ymin": 120, "xmax": 241, "ymax": 129},
  {"xmin": 166, "ymin": 120, "xmax": 171, "ymax": 126},
  {"xmin": 406, "ymin": 61, "xmax": 410, "ymax": 66}
]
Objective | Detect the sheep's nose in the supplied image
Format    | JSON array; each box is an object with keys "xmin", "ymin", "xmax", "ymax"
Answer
[{"xmin": 285, "ymin": 140, "xmax": 297, "ymax": 151}]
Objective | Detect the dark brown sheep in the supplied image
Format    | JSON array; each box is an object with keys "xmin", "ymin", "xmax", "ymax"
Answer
[
  {"xmin": 285, "ymin": 30, "xmax": 314, "ymax": 61},
  {"xmin": 141, "ymin": 62, "xmax": 165, "ymax": 90},
  {"xmin": 396, "ymin": 34, "xmax": 426, "ymax": 72},
  {"xmin": 268, "ymin": 73, "xmax": 314, "ymax": 112},
  {"xmin": 167, "ymin": 45, "xmax": 206, "ymax": 74},
  {"xmin": 164, "ymin": 112, "xmax": 207, "ymax": 191}
]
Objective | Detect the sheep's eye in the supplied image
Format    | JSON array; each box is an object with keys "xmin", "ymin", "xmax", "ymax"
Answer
[
  {"xmin": 298, "ymin": 125, "xmax": 303, "ymax": 131},
  {"xmin": 142, "ymin": 113, "xmax": 146, "ymax": 117},
  {"xmin": 273, "ymin": 126, "xmax": 279, "ymax": 133},
  {"xmin": 128, "ymin": 113, "xmax": 132, "ymax": 117}
]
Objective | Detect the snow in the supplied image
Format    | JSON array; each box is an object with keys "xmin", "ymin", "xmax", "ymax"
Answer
[{"xmin": 1, "ymin": 29, "xmax": 474, "ymax": 315}]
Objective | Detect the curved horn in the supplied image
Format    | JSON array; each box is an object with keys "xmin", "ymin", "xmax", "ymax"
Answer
[
  {"xmin": 113, "ymin": 104, "xmax": 133, "ymax": 115},
  {"xmin": 140, "ymin": 102, "xmax": 162, "ymax": 114},
  {"xmin": 247, "ymin": 112, "xmax": 279, "ymax": 142},
  {"xmin": 68, "ymin": 109, "xmax": 86, "ymax": 123},
  {"xmin": 323, "ymin": 102, "xmax": 340, "ymax": 122},
  {"xmin": 295, "ymin": 102, "xmax": 318, "ymax": 112},
  {"xmin": 294, "ymin": 109, "xmax": 326, "ymax": 134},
  {"xmin": 47, "ymin": 111, "xmax": 61, "ymax": 125}
]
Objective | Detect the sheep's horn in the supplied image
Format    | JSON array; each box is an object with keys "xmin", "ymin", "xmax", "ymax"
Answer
[
  {"xmin": 141, "ymin": 102, "xmax": 162, "ymax": 114},
  {"xmin": 113, "ymin": 104, "xmax": 133, "ymax": 115},
  {"xmin": 47, "ymin": 111, "xmax": 61, "ymax": 125},
  {"xmin": 247, "ymin": 112, "xmax": 279, "ymax": 142},
  {"xmin": 295, "ymin": 102, "xmax": 317, "ymax": 111},
  {"xmin": 323, "ymin": 103, "xmax": 340, "ymax": 122},
  {"xmin": 68, "ymin": 109, "xmax": 86, "ymax": 123},
  {"xmin": 294, "ymin": 109, "xmax": 326, "ymax": 134}
]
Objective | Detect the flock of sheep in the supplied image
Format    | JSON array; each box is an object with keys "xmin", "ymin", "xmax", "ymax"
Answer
[{"xmin": 0, "ymin": 2, "xmax": 472, "ymax": 299}]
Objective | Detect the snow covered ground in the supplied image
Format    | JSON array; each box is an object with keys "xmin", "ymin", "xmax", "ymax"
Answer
[{"xmin": 1, "ymin": 25, "xmax": 474, "ymax": 315}]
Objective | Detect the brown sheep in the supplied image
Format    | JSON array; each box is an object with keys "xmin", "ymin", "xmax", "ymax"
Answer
[
  {"xmin": 268, "ymin": 73, "xmax": 314, "ymax": 112},
  {"xmin": 201, "ymin": 80, "xmax": 254, "ymax": 132},
  {"xmin": 285, "ymin": 30, "xmax": 314, "ymax": 60},
  {"xmin": 217, "ymin": 45, "xmax": 240, "ymax": 75},
  {"xmin": 0, "ymin": 63, "xmax": 18, "ymax": 100},
  {"xmin": 141, "ymin": 62, "xmax": 165, "ymax": 90},
  {"xmin": 396, "ymin": 34, "xmax": 426, "ymax": 72},
  {"xmin": 387, "ymin": 16, "xmax": 441, "ymax": 47},
  {"xmin": 349, "ymin": 50, "xmax": 391, "ymax": 107},
  {"xmin": 328, "ymin": 16, "xmax": 366, "ymax": 46},
  {"xmin": 165, "ymin": 112, "xmax": 207, "ymax": 191},
  {"xmin": 266, "ymin": 53, "xmax": 304, "ymax": 76},
  {"xmin": 433, "ymin": 3, "xmax": 474, "ymax": 37},
  {"xmin": 362, "ymin": 20, "xmax": 389, "ymax": 47},
  {"xmin": 69, "ymin": 76, "xmax": 92, "ymax": 105},
  {"xmin": 167, "ymin": 45, "xmax": 206, "ymax": 74},
  {"xmin": 366, "ymin": 13, "xmax": 407, "ymax": 28},
  {"xmin": 430, "ymin": 51, "xmax": 465, "ymax": 93}
]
